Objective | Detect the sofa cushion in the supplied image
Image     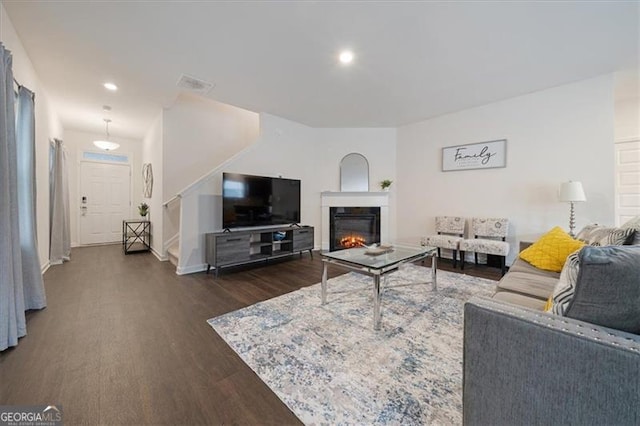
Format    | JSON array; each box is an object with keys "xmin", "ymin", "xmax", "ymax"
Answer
[
  {"xmin": 491, "ymin": 291, "xmax": 547, "ymax": 310},
  {"xmin": 508, "ymin": 257, "xmax": 561, "ymax": 279},
  {"xmin": 495, "ymin": 270, "xmax": 558, "ymax": 300},
  {"xmin": 575, "ymin": 224, "xmax": 635, "ymax": 246},
  {"xmin": 564, "ymin": 245, "xmax": 640, "ymax": 334},
  {"xmin": 519, "ymin": 226, "xmax": 585, "ymax": 272},
  {"xmin": 620, "ymin": 215, "xmax": 640, "ymax": 245},
  {"xmin": 550, "ymin": 249, "xmax": 581, "ymax": 315}
]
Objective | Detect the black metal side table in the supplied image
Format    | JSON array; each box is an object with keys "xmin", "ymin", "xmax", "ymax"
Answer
[{"xmin": 123, "ymin": 219, "xmax": 151, "ymax": 254}]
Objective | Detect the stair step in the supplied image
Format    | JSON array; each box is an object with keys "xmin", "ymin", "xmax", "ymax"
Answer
[
  {"xmin": 167, "ymin": 241, "xmax": 179, "ymax": 267},
  {"xmin": 167, "ymin": 245, "xmax": 179, "ymax": 258}
]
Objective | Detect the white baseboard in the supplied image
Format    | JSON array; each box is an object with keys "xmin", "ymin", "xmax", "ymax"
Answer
[
  {"xmin": 151, "ymin": 247, "xmax": 167, "ymax": 261},
  {"xmin": 41, "ymin": 261, "xmax": 51, "ymax": 274},
  {"xmin": 176, "ymin": 263, "xmax": 208, "ymax": 275}
]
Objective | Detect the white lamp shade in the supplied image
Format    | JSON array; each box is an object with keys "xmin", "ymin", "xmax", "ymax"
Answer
[
  {"xmin": 93, "ymin": 140, "xmax": 120, "ymax": 151},
  {"xmin": 559, "ymin": 181, "xmax": 586, "ymax": 202}
]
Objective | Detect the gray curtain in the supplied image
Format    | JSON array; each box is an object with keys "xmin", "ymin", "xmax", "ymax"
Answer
[
  {"xmin": 0, "ymin": 44, "xmax": 26, "ymax": 351},
  {"xmin": 0, "ymin": 43, "xmax": 46, "ymax": 351},
  {"xmin": 50, "ymin": 139, "xmax": 70, "ymax": 264},
  {"xmin": 17, "ymin": 86, "xmax": 46, "ymax": 310}
]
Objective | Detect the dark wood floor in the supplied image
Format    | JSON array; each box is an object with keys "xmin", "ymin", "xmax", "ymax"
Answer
[{"xmin": 0, "ymin": 245, "xmax": 500, "ymax": 425}]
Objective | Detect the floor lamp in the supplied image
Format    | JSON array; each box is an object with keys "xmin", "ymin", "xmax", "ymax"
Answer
[{"xmin": 559, "ymin": 181, "xmax": 586, "ymax": 237}]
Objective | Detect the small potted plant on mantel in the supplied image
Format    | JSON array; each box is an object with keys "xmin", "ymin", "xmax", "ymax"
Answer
[
  {"xmin": 380, "ymin": 179, "xmax": 393, "ymax": 191},
  {"xmin": 138, "ymin": 202, "xmax": 149, "ymax": 218}
]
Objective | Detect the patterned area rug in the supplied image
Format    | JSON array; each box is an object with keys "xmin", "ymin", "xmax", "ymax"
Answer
[{"xmin": 208, "ymin": 264, "xmax": 496, "ymax": 425}]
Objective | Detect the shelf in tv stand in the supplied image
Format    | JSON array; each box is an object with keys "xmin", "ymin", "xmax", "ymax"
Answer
[
  {"xmin": 205, "ymin": 225, "xmax": 314, "ymax": 277},
  {"xmin": 250, "ymin": 241, "xmax": 273, "ymax": 247}
]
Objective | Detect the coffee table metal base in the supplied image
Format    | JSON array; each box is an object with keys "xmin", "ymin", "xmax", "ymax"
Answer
[{"xmin": 321, "ymin": 251, "xmax": 437, "ymax": 330}]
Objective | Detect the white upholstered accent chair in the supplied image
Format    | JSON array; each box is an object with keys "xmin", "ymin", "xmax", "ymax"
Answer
[
  {"xmin": 424, "ymin": 216, "xmax": 465, "ymax": 268},
  {"xmin": 459, "ymin": 217, "xmax": 510, "ymax": 275}
]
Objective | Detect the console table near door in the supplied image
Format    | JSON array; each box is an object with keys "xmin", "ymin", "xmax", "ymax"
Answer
[{"xmin": 123, "ymin": 219, "xmax": 151, "ymax": 254}]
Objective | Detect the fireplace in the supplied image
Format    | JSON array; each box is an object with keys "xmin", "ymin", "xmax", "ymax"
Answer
[
  {"xmin": 320, "ymin": 191, "xmax": 390, "ymax": 251},
  {"xmin": 330, "ymin": 207, "xmax": 381, "ymax": 251}
]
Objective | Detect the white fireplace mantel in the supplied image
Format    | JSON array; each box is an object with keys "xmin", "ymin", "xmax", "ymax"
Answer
[{"xmin": 320, "ymin": 191, "xmax": 390, "ymax": 250}]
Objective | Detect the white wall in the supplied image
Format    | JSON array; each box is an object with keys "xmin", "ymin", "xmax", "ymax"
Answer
[
  {"xmin": 176, "ymin": 113, "xmax": 316, "ymax": 272},
  {"xmin": 64, "ymin": 129, "xmax": 143, "ymax": 246},
  {"xmin": 397, "ymin": 75, "xmax": 616, "ymax": 265},
  {"xmin": 615, "ymin": 97, "xmax": 640, "ymax": 141},
  {"xmin": 614, "ymin": 69, "xmax": 639, "ymax": 142},
  {"xmin": 1, "ymin": 4, "xmax": 64, "ymax": 269},
  {"xmin": 161, "ymin": 93, "xmax": 260, "ymax": 249},
  {"xmin": 176, "ymin": 113, "xmax": 397, "ymax": 274},
  {"xmin": 217, "ymin": 115, "xmax": 396, "ymax": 245},
  {"xmin": 142, "ymin": 112, "xmax": 164, "ymax": 257},
  {"xmin": 221, "ymin": 116, "xmax": 396, "ymax": 235},
  {"xmin": 315, "ymin": 128, "xmax": 397, "ymax": 193},
  {"xmin": 315, "ymin": 127, "xmax": 398, "ymax": 243},
  {"xmin": 163, "ymin": 93, "xmax": 260, "ymax": 198}
]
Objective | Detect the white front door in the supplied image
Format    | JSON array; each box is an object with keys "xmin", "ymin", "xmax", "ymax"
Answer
[
  {"xmin": 615, "ymin": 140, "xmax": 640, "ymax": 226},
  {"xmin": 80, "ymin": 162, "xmax": 131, "ymax": 244}
]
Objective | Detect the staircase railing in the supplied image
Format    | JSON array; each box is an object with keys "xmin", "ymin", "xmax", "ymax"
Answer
[
  {"xmin": 169, "ymin": 141, "xmax": 260, "ymax": 203},
  {"xmin": 162, "ymin": 194, "xmax": 181, "ymax": 208}
]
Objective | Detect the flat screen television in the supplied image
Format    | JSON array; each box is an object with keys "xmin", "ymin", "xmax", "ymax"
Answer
[{"xmin": 222, "ymin": 173, "xmax": 301, "ymax": 229}]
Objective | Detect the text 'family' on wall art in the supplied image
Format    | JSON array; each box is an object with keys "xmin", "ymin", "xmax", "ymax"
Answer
[{"xmin": 442, "ymin": 139, "xmax": 507, "ymax": 172}]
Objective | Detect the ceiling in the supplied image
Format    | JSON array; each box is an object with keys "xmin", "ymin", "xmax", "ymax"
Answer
[{"xmin": 2, "ymin": 1, "xmax": 638, "ymax": 140}]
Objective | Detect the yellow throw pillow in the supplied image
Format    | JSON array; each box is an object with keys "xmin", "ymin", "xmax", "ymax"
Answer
[
  {"xmin": 543, "ymin": 296, "xmax": 553, "ymax": 312},
  {"xmin": 519, "ymin": 226, "xmax": 585, "ymax": 272}
]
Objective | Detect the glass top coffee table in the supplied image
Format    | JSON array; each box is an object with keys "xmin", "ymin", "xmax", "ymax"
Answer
[{"xmin": 321, "ymin": 244, "xmax": 438, "ymax": 330}]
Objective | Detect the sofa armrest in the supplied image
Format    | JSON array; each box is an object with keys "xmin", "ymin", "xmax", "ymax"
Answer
[
  {"xmin": 519, "ymin": 240, "xmax": 533, "ymax": 252},
  {"xmin": 463, "ymin": 297, "xmax": 640, "ymax": 426}
]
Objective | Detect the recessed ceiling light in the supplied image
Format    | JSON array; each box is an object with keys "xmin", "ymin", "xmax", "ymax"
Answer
[
  {"xmin": 339, "ymin": 50, "xmax": 354, "ymax": 65},
  {"xmin": 103, "ymin": 82, "xmax": 118, "ymax": 91}
]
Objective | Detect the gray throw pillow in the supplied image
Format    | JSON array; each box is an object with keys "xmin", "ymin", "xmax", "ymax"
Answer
[
  {"xmin": 565, "ymin": 245, "xmax": 640, "ymax": 334},
  {"xmin": 575, "ymin": 224, "xmax": 635, "ymax": 246},
  {"xmin": 620, "ymin": 216, "xmax": 640, "ymax": 245}
]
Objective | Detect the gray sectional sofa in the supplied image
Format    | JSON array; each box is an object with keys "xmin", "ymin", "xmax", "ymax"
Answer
[
  {"xmin": 463, "ymin": 297, "xmax": 640, "ymax": 425},
  {"xmin": 463, "ymin": 241, "xmax": 640, "ymax": 425}
]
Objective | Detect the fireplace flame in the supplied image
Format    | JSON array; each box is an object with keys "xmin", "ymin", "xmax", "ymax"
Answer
[{"xmin": 340, "ymin": 235, "xmax": 366, "ymax": 248}]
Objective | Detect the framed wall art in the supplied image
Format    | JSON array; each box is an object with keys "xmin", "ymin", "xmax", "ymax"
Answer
[
  {"xmin": 442, "ymin": 139, "xmax": 507, "ymax": 172},
  {"xmin": 142, "ymin": 163, "xmax": 153, "ymax": 197}
]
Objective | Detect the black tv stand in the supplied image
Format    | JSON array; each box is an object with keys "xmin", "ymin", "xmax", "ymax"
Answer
[{"xmin": 205, "ymin": 225, "xmax": 314, "ymax": 277}]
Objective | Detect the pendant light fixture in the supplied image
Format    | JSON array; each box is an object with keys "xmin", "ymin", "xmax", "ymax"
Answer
[{"xmin": 93, "ymin": 118, "xmax": 120, "ymax": 151}]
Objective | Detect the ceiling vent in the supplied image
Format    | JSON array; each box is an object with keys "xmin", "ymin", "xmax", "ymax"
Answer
[{"xmin": 176, "ymin": 74, "xmax": 214, "ymax": 94}]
